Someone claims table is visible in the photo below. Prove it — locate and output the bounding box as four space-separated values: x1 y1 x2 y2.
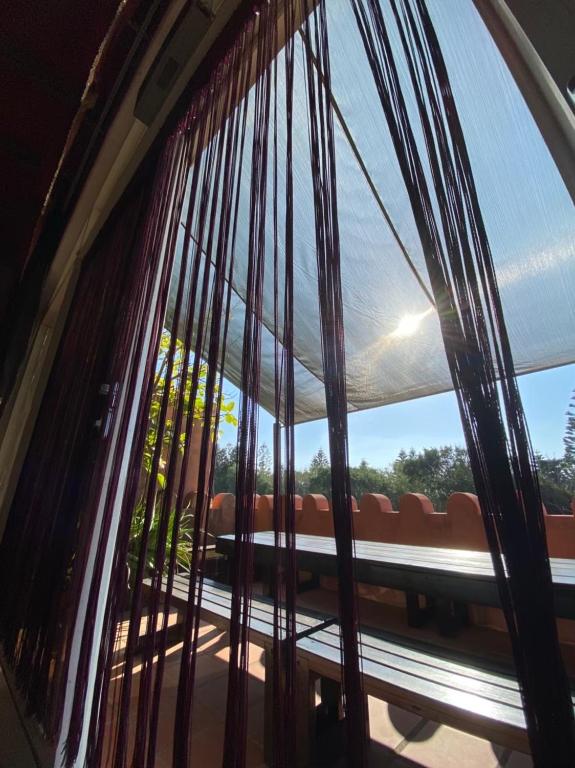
216 531 575 631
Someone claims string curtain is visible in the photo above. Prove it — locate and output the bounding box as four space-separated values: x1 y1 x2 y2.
0 172 156 741
0 0 573 767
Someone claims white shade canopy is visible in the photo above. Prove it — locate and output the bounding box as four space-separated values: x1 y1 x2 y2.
168 0 575 424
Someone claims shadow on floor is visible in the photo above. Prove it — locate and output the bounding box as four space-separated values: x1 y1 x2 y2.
314 718 429 768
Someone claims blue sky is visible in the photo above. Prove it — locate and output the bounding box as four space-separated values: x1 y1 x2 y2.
218 363 575 470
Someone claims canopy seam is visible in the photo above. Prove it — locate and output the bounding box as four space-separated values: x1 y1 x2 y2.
298 28 436 309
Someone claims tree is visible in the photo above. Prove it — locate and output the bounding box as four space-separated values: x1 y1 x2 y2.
349 459 392 500
391 446 475 510
213 442 274 495
129 329 237 577
305 448 331 496
216 435 575 516
142 330 237 491
309 448 329 471
256 444 273 494
257 443 272 475
535 452 575 516
213 443 239 494
564 390 575 468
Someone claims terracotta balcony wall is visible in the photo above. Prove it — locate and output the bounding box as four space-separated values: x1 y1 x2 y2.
354 494 399 543
256 494 272 532
444 491 575 560
298 494 362 536
209 493 236 537
397 493 449 547
300 494 333 536
544 506 575 559
255 494 304 532
446 492 488 551
208 493 260 536
210 490 575 559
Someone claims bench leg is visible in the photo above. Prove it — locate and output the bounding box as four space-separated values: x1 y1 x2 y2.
297 571 320 593
320 677 342 723
264 649 274 765
265 663 369 767
221 554 234 585
264 651 317 768
296 660 317 768
322 682 370 730
436 598 468 637
261 563 274 598
406 592 434 628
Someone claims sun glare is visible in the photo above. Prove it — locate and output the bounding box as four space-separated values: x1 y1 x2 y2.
390 308 434 339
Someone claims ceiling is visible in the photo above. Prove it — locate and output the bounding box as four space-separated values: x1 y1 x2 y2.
0 1 127 304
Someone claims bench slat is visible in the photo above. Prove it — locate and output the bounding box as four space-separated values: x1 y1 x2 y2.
219 532 575 584
298 632 528 747
322 624 521 692
152 576 329 639
308 628 524 710
298 627 574 752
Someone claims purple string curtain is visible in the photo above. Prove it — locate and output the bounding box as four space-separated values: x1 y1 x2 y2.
0 170 155 742
65 123 194 766
301 0 367 762
62 1 365 765
349 0 575 762
1 0 573 767
223 5 277 766
76 17 280 768
270 0 298 760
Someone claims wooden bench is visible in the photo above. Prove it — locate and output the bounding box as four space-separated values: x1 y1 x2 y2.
146 575 574 765
162 573 334 642
295 622 575 758
144 574 337 765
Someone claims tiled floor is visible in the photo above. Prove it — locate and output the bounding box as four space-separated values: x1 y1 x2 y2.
101 618 532 768
0 667 39 768
1 620 534 768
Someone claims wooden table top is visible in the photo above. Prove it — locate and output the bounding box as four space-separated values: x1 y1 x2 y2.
216 531 575 618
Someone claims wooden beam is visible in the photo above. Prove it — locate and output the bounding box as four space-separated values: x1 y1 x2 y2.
473 0 575 204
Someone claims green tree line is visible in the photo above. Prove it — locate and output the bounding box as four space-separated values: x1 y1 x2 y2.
213 443 575 514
